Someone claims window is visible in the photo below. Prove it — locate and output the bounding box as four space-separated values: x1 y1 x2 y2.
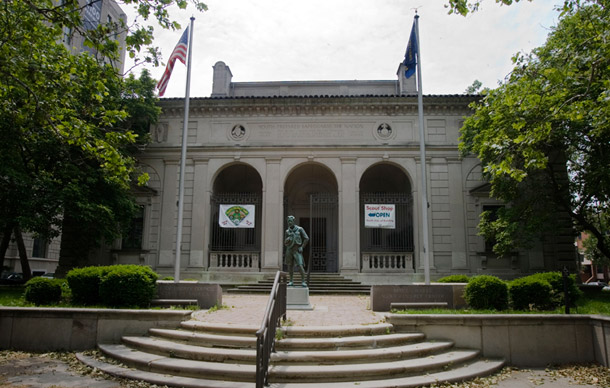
62 26 72 45
122 206 144 250
32 238 47 258
482 205 503 253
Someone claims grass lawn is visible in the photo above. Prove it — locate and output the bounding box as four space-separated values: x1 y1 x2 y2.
0 285 26 306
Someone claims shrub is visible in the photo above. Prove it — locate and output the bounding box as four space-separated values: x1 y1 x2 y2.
514 272 582 309
464 275 508 310
509 277 553 310
66 266 112 305
24 277 62 305
99 265 158 308
437 274 470 283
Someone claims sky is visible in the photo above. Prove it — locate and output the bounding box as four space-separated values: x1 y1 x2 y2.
122 0 566 98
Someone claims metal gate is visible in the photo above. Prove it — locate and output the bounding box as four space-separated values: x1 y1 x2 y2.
209 193 261 252
283 192 338 273
308 193 338 273
360 192 413 253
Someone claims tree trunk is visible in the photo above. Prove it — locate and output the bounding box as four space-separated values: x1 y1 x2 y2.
13 226 31 280
0 223 13 273
55 214 96 278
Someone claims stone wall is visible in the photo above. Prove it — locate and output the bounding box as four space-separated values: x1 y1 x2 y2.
0 307 191 351
387 314 610 367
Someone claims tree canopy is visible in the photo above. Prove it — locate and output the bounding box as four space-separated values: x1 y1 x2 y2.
445 0 583 16
0 0 205 277
459 1 610 260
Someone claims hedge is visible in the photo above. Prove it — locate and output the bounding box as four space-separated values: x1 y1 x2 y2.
24 277 63 306
464 275 508 310
67 265 158 307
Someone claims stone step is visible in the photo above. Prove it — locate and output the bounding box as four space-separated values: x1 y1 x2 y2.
149 328 257 349
276 333 424 351
122 335 452 365
78 351 503 388
268 349 480 383
77 352 252 388
84 320 505 388
268 359 505 388
272 340 454 364
122 336 256 363
181 321 259 335
282 322 393 337
99 342 480 384
230 286 371 291
257 279 364 285
98 344 256 381
228 288 370 295
228 273 371 295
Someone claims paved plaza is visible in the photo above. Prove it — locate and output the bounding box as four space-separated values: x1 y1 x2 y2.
191 294 385 326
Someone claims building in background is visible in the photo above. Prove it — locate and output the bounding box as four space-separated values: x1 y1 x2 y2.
61 0 128 73
92 60 576 285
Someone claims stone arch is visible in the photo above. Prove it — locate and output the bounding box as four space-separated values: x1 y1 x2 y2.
208 163 263 270
358 163 414 273
283 162 339 273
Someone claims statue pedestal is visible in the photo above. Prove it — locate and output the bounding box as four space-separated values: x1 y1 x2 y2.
287 286 313 310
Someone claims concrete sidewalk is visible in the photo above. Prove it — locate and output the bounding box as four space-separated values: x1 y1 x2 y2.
0 294 607 387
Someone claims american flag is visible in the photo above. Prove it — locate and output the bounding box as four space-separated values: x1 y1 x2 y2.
156 27 189 97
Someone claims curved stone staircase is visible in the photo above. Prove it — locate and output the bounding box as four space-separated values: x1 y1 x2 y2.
77 321 504 388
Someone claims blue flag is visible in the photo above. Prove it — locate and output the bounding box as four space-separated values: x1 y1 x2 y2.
403 21 418 79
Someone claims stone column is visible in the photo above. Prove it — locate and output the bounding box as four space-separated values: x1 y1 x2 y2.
415 156 435 273
189 158 209 269
262 158 282 271
448 158 468 269
158 159 178 267
340 157 359 273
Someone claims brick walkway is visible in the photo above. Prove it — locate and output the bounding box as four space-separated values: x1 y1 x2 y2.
191 294 386 326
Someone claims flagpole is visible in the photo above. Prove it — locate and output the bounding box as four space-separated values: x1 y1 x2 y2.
414 14 431 285
174 17 195 283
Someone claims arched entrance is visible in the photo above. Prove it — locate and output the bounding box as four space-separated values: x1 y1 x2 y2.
284 164 338 273
359 163 414 273
209 164 263 271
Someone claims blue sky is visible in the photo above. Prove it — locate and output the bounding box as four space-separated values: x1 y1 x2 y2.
124 0 565 97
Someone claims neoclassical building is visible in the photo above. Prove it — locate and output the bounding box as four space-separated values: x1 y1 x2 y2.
102 61 575 284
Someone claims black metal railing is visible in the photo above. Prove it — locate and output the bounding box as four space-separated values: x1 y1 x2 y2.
255 271 287 387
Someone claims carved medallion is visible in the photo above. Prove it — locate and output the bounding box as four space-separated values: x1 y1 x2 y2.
376 123 393 140
230 124 246 141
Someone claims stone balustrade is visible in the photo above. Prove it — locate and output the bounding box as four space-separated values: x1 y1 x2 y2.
362 252 413 273
209 251 260 271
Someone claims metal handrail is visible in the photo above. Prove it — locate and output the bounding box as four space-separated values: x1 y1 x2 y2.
255 271 287 387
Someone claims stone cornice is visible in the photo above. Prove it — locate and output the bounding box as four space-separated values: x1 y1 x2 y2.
159 95 479 118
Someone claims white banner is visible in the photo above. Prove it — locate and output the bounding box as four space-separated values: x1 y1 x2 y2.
364 204 395 229
219 205 255 228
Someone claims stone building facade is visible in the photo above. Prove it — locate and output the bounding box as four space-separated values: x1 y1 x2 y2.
103 61 576 284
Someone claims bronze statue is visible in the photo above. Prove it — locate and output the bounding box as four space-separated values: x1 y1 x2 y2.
284 215 309 287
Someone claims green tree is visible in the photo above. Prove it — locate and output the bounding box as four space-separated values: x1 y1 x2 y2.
0 0 204 278
465 79 484 94
445 0 582 16
459 2 610 260
582 214 610 268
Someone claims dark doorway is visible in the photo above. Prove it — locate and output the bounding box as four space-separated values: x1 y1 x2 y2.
283 164 338 273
